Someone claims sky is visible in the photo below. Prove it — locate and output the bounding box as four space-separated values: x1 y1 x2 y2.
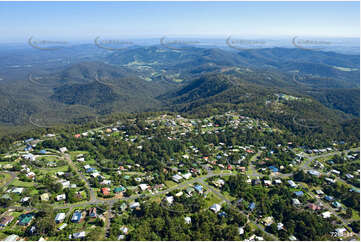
0 1 359 43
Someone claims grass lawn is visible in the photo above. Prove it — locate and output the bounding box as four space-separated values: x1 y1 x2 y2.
70 151 89 160
352 209 360 221
11 179 34 187
204 192 223 207
165 180 177 188
0 173 12 187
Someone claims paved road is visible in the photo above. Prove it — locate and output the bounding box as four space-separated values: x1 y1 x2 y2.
63 153 96 201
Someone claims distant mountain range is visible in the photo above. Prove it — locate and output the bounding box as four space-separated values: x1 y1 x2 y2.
0 45 359 134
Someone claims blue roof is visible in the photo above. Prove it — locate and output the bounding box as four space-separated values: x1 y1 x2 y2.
249 202 256 210
294 191 304 196
39 150 47 154
25 138 34 143
194 184 203 192
218 211 227 217
71 212 82 222
325 195 334 201
269 166 279 172
86 168 96 173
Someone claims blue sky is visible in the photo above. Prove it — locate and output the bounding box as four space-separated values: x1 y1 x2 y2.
0 1 359 42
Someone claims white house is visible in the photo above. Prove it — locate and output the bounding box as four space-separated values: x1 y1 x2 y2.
59 147 68 153
55 213 66 223
165 196 174 205
139 184 149 191
72 231 86 239
184 217 191 224
172 174 183 183
129 202 140 209
210 203 221 213
56 194 66 201
322 211 332 218
61 181 70 189
182 173 192 180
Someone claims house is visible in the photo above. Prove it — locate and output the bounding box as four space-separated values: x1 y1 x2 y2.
165 196 174 205
213 179 225 187
182 173 192 180
4 234 19 241
101 187 110 196
72 231 86 239
322 211 332 218
238 166 246 172
118 234 125 240
315 190 324 195
263 180 272 186
324 195 334 202
268 166 279 173
40 193 50 202
71 211 82 223
194 184 203 193
218 211 227 218
20 196 31 204
129 202 140 209
55 213 66 224
331 169 340 175
58 223 67 231
120 226 128 234
139 184 149 191
59 147 68 153
77 157 85 162
175 191 183 197
184 217 191 224
289 235 297 241
294 191 304 197
292 198 301 206
18 213 34 226
248 202 256 211
274 179 282 185
89 208 97 218
345 174 354 179
238 227 244 235
332 201 342 208
114 187 126 193
210 203 221 213
56 171 65 177
172 174 183 183
56 194 66 201
308 203 321 211
277 222 284 230
263 216 274 226
186 187 195 195
0 216 14 227
288 180 297 188
22 154 35 161
101 180 111 185
325 178 336 184
61 181 70 189
334 228 347 237
308 170 321 177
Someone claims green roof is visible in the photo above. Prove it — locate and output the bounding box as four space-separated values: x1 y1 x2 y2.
19 214 34 225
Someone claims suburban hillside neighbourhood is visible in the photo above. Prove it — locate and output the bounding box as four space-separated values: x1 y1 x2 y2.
0 112 359 241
